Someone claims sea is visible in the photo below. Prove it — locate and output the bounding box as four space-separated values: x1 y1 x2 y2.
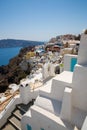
0 47 22 66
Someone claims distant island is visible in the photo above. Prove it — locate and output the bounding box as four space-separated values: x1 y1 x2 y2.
0 39 44 48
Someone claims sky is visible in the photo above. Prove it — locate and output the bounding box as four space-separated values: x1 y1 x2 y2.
0 0 87 41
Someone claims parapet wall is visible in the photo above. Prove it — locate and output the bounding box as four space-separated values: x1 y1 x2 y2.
72 64 87 111
64 54 77 72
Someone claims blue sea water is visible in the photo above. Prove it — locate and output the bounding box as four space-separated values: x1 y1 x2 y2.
0 47 22 66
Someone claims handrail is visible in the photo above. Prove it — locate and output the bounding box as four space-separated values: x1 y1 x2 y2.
0 96 15 117
5 97 15 110
0 91 19 116
0 95 13 112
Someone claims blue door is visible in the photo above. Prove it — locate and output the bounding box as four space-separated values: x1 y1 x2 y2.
70 58 77 72
27 124 32 130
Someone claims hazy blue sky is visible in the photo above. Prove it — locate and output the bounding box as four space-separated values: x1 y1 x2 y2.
0 0 87 41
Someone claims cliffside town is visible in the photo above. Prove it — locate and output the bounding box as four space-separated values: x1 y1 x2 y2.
0 34 80 93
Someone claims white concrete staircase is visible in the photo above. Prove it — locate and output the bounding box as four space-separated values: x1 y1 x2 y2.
35 71 73 121
20 72 74 130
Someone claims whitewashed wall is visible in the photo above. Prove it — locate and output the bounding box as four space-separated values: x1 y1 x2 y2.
72 64 87 111
64 54 77 71
21 105 69 130
78 34 87 65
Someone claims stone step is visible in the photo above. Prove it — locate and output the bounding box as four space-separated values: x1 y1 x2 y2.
1 102 33 130
12 109 25 120
1 123 16 130
8 116 21 130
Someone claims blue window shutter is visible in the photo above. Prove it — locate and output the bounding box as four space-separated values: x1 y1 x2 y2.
27 124 32 130
70 58 77 72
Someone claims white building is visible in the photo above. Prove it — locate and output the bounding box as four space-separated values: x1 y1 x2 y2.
20 32 87 130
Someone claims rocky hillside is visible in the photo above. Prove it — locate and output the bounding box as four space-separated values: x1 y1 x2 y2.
49 34 81 43
0 46 34 93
